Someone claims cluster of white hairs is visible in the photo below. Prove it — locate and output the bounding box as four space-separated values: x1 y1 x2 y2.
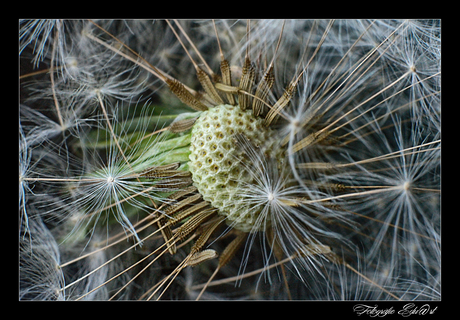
19 19 440 300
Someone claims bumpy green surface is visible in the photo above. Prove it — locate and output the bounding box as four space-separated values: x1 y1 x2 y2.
188 104 283 232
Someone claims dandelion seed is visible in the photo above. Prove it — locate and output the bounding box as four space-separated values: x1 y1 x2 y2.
20 19 59 68
20 217 66 300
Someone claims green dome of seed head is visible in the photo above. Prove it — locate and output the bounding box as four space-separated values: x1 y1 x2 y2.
188 104 284 232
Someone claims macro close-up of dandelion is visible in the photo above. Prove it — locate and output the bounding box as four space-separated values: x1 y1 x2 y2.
19 19 440 301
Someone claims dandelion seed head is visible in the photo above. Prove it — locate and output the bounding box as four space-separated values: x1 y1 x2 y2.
19 19 440 301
